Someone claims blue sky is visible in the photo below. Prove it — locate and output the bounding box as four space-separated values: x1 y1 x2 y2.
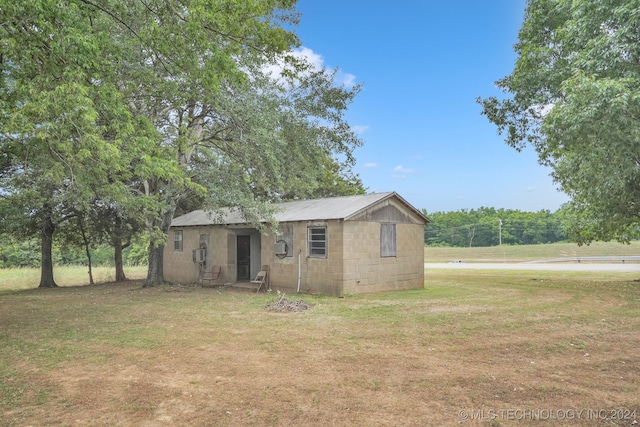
293 0 569 214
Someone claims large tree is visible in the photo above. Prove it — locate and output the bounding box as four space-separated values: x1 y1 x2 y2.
478 0 640 243
2 1 362 288
1 1 140 286
108 3 362 286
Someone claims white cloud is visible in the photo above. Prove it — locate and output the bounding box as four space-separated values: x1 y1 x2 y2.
363 162 378 168
262 46 357 89
531 103 554 117
339 72 357 88
392 165 415 179
393 165 414 174
352 125 370 135
291 47 324 71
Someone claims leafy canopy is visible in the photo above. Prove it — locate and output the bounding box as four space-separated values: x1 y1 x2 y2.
2 0 365 286
478 0 640 243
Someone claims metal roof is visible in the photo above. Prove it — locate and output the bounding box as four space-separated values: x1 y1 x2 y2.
171 192 429 227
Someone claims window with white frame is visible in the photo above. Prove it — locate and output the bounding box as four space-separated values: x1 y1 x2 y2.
307 226 327 258
173 230 183 251
380 223 396 257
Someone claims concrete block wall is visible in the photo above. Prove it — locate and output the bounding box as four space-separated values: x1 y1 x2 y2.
304 220 343 294
341 222 425 294
164 219 425 294
261 231 297 292
262 220 345 295
163 226 233 284
163 227 199 284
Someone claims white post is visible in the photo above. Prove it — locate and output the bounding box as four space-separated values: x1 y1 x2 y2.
297 249 301 293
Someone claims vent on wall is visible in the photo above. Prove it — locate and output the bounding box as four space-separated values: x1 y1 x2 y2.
274 241 287 257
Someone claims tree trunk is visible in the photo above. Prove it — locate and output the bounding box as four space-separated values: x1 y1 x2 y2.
114 239 127 282
77 215 94 285
38 211 58 288
144 207 175 287
145 242 165 287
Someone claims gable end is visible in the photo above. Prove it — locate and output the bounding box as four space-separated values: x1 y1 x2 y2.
348 198 425 224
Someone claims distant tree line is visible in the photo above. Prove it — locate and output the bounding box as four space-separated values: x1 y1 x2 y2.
422 207 568 247
0 238 149 269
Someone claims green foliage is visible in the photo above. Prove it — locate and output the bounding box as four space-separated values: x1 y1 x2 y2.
188 51 364 211
0 236 146 269
281 155 367 200
123 242 149 267
105 0 362 284
0 0 152 286
478 0 640 244
424 207 566 247
52 244 112 267
0 239 40 268
1 1 363 286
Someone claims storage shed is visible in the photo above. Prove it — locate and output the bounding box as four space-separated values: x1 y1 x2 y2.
163 192 429 294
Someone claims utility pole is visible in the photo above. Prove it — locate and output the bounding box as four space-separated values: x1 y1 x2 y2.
498 218 502 246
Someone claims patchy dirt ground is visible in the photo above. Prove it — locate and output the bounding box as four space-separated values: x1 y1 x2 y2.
1 273 639 426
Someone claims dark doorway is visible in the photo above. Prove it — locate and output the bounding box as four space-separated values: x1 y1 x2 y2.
236 235 251 280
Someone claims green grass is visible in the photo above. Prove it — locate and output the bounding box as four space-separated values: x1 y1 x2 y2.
0 243 639 425
0 270 639 426
0 265 147 292
424 240 640 263
3 242 634 292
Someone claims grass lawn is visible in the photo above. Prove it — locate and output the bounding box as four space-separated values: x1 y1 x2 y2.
0 265 147 291
424 241 640 263
1 267 639 426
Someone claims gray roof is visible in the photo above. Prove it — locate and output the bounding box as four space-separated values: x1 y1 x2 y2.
171 192 428 227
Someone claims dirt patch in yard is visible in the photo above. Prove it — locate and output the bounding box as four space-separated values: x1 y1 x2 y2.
1 274 639 426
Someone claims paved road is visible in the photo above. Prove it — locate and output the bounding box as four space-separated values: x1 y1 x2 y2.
425 263 640 272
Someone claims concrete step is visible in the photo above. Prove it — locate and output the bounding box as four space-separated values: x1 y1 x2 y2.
226 282 267 292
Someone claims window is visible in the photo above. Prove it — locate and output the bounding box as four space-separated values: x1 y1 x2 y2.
380 224 396 257
308 226 327 258
173 230 183 251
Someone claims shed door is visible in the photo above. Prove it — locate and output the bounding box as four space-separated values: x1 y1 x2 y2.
236 235 251 280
